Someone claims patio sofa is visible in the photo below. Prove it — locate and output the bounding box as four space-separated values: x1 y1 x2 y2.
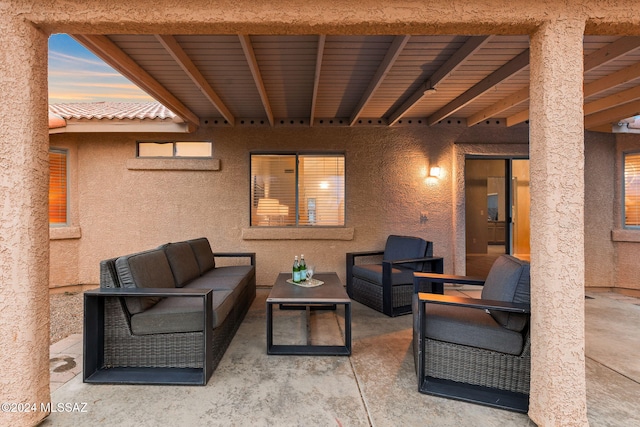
83 237 256 385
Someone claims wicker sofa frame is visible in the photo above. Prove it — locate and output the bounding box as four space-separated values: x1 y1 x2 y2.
84 239 255 386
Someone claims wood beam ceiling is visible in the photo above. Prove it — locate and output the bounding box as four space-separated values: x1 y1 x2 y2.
427 49 529 126
239 34 274 126
309 35 326 127
155 35 235 126
72 34 201 129
504 36 640 127
349 35 410 126
387 36 491 126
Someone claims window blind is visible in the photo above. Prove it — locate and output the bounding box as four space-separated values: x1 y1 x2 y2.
250 154 345 227
49 150 67 224
625 153 640 227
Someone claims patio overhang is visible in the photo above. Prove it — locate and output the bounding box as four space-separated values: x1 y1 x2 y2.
67 33 640 134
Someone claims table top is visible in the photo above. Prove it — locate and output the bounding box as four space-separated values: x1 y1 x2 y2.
267 272 350 304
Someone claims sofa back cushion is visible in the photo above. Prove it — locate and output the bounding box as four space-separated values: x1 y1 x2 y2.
187 237 216 274
164 242 201 287
481 255 530 332
383 235 428 271
115 249 176 314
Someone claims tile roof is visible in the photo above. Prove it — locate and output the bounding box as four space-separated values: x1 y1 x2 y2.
48 102 176 121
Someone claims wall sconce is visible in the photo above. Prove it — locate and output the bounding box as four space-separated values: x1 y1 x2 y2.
429 166 441 179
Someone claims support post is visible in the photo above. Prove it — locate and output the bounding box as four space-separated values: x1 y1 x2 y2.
528 18 589 426
0 15 51 427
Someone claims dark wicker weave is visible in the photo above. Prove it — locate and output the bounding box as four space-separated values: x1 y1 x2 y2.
412 256 531 412
89 252 255 384
346 236 443 317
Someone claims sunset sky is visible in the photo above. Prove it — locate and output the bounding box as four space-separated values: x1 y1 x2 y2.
48 34 153 104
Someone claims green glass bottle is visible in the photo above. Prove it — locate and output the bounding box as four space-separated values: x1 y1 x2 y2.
293 256 301 283
299 254 307 281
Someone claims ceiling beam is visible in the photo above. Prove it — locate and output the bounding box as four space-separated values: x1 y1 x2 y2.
310 35 326 127
349 35 410 126
505 36 640 126
584 36 640 71
467 86 529 126
585 99 640 129
387 36 491 126
72 34 200 129
238 34 274 126
427 49 530 126
155 35 235 126
584 85 640 115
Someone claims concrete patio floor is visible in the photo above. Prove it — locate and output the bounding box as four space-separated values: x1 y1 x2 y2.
41 288 640 426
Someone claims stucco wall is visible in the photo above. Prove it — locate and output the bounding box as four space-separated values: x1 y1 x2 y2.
49 123 536 288
49 125 622 290
613 133 640 293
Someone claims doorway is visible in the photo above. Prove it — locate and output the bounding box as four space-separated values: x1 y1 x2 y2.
465 158 530 277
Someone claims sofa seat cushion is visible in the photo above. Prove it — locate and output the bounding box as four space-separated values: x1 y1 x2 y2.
481 255 530 332
352 264 414 286
130 289 234 335
115 249 176 315
187 237 215 274
202 265 255 279
423 303 524 355
164 241 201 287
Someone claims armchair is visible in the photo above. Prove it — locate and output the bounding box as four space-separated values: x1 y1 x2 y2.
412 254 531 412
346 235 443 317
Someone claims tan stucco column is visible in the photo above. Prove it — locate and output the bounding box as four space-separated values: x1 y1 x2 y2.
0 14 51 427
528 19 588 426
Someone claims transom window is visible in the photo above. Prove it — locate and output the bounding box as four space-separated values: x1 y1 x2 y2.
250 153 345 227
624 152 640 228
49 148 68 225
137 141 212 158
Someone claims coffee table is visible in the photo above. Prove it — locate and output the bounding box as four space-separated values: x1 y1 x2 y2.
266 272 351 356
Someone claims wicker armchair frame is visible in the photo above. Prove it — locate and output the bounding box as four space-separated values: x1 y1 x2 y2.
412 273 531 413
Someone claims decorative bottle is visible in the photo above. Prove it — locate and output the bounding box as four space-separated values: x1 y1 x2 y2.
299 254 307 281
293 256 301 283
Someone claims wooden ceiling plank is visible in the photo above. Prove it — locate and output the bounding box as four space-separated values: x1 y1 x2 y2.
349 35 410 126
467 86 529 126
238 34 274 126
504 37 640 127
584 85 640 115
156 35 235 126
584 36 640 71
72 34 200 128
387 36 491 126
427 49 530 126
505 109 530 127
310 35 326 127
584 99 640 129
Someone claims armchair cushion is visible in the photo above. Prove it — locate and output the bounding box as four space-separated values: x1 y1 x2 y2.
481 255 530 332
384 235 428 271
423 303 525 355
352 264 415 286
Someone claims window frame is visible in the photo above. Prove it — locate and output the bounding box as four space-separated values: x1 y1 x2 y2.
136 140 213 158
49 147 69 227
623 151 640 229
249 151 346 228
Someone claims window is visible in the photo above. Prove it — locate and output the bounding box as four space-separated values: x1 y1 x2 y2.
624 152 640 227
49 149 68 225
251 153 345 227
137 141 212 158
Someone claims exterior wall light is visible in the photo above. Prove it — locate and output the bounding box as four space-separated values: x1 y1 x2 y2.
429 166 441 178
